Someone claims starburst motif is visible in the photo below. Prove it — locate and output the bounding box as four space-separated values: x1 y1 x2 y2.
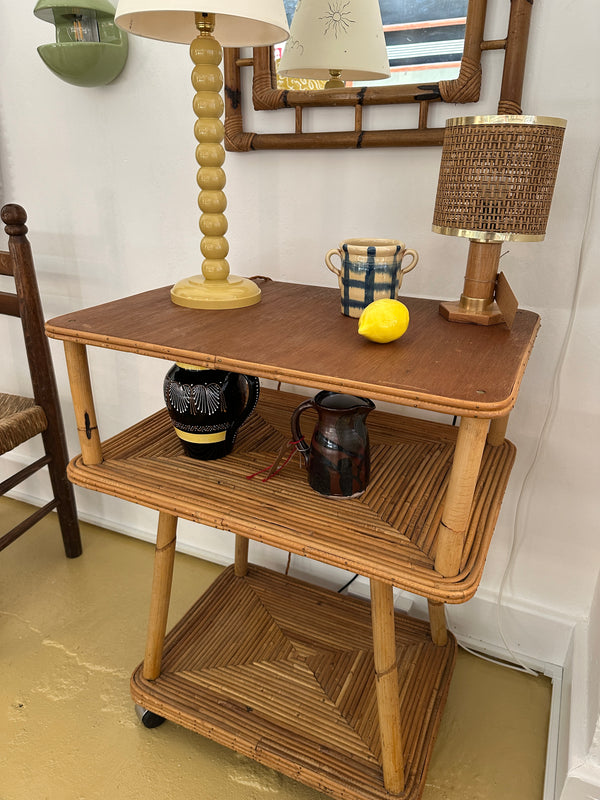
319 0 356 38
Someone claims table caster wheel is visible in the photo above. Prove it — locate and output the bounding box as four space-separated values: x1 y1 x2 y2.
135 703 165 728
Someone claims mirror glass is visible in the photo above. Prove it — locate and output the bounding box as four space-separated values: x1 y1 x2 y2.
224 0 534 151
274 0 469 90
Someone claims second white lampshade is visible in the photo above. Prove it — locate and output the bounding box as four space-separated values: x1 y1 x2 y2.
278 0 390 82
114 0 290 46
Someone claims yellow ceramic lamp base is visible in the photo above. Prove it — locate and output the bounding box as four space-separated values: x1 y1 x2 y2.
171 13 261 310
171 274 261 309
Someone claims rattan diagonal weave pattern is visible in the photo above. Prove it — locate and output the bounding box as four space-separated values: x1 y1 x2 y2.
68 389 515 602
132 564 456 800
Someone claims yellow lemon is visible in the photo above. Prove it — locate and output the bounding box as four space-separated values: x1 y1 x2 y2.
358 299 410 343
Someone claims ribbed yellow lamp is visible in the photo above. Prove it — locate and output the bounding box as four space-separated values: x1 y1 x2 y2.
114 1 289 308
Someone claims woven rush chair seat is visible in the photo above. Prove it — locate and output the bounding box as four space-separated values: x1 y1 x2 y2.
0 393 47 456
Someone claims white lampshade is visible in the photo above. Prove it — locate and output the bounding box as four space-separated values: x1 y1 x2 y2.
114 0 290 46
278 0 390 82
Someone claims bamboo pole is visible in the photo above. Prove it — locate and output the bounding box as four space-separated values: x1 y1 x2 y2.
143 512 178 680
427 600 448 646
435 416 489 577
370 579 404 794
498 0 533 114
355 104 363 133
63 340 102 465
488 413 510 446
234 534 249 576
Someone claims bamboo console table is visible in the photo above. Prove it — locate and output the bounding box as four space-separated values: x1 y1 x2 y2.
46 281 539 800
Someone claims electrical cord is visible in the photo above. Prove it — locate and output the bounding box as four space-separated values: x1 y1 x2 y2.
338 574 359 593
496 141 599 673
449 141 600 676
280 145 599 673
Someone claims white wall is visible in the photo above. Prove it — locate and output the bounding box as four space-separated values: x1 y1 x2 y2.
0 0 598 664
1 2 599 797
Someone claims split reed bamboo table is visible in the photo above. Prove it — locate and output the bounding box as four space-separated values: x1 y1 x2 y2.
46 281 539 800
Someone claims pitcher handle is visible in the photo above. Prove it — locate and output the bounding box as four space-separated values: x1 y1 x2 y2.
325 248 342 277
399 248 419 277
227 375 260 448
290 398 314 466
239 375 260 427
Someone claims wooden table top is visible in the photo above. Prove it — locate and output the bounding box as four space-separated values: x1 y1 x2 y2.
46 280 540 417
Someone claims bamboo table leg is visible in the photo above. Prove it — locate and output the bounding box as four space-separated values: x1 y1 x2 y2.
63 341 102 465
428 600 448 646
488 413 510 446
234 534 249 577
435 416 490 579
370 579 404 795
143 512 178 681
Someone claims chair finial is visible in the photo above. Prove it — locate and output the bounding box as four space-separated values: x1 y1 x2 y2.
1 204 28 236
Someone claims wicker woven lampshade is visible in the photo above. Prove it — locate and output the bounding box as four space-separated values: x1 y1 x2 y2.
433 114 566 325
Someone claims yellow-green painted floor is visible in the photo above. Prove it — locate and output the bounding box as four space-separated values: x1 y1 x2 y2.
0 498 552 800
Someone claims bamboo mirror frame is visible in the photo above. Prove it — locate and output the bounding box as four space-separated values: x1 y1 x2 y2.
224 0 534 151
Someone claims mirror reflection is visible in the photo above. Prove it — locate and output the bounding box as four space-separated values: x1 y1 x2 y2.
275 0 468 90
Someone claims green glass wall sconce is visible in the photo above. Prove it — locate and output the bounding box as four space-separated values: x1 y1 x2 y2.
34 0 128 87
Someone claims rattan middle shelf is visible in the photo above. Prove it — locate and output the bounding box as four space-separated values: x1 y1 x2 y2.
67 388 515 604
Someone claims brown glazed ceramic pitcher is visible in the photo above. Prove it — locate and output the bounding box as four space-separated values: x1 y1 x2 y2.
291 391 375 498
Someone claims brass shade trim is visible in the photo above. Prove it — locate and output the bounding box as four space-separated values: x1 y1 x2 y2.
431 225 545 243
445 114 567 128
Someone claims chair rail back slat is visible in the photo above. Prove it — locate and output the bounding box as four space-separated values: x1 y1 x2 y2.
0 251 14 276
0 291 20 317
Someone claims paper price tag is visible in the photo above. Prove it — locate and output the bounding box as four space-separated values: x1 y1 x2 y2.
495 272 518 329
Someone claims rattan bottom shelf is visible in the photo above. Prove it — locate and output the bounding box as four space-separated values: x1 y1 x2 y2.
131 564 456 800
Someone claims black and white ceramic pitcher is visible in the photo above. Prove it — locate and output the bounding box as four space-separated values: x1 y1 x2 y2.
164 363 259 460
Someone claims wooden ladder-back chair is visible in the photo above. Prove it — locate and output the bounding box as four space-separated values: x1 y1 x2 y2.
0 203 81 557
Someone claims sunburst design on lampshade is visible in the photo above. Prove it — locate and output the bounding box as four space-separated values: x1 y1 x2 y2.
278 0 390 88
114 1 289 309
432 114 566 325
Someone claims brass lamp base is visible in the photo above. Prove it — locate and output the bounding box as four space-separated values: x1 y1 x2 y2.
439 240 505 326
439 296 504 326
324 69 345 88
171 274 261 309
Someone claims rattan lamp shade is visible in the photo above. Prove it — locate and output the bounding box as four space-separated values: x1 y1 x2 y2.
433 115 566 242
433 114 566 325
